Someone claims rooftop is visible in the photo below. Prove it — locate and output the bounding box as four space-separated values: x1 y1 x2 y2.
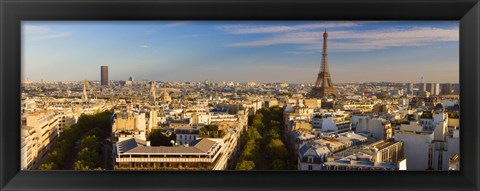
117 138 219 155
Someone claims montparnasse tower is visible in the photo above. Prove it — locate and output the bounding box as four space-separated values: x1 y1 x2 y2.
309 29 337 98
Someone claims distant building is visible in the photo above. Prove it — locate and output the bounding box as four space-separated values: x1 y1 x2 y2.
406 83 414 95
433 83 441 95
440 83 453 95
101 66 108 86
426 83 434 95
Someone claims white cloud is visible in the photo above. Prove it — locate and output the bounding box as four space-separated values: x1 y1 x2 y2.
24 25 72 41
139 45 150 48
219 22 360 34
286 51 317 55
165 21 190 27
228 27 459 52
24 26 49 34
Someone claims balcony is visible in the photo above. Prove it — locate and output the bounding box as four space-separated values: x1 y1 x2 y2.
116 157 214 163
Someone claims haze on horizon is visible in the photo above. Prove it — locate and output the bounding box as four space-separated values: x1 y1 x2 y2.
22 21 460 84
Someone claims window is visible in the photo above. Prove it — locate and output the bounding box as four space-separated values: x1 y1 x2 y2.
308 156 314 163
308 165 313 170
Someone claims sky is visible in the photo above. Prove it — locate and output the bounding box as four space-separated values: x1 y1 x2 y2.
22 21 459 84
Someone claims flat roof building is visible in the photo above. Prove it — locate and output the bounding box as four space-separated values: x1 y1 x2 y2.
115 138 227 170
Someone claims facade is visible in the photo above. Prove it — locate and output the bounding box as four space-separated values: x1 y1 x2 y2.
101 65 108 86
112 112 146 132
56 109 78 134
21 126 39 170
367 139 404 164
355 116 393 140
342 101 375 113
312 112 351 133
175 127 200 145
22 110 61 167
304 99 322 108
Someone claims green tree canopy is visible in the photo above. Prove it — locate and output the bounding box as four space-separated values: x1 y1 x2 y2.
199 124 225 138
247 127 262 141
236 160 255 170
38 162 56 170
266 139 289 160
73 160 91 170
148 130 175 146
272 159 287 170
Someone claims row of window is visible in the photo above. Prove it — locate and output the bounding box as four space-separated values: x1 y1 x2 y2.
178 134 197 140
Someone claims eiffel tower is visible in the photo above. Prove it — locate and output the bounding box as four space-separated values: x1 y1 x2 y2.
309 29 337 98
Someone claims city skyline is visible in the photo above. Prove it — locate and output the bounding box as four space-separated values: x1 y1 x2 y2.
22 21 459 83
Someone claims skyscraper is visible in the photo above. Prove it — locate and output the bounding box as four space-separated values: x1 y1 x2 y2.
82 79 88 102
309 29 337 98
406 83 414 95
426 83 434 95
420 76 426 91
441 83 453 95
101 66 108 86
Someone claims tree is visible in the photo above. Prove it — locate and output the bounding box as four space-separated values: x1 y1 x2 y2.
266 139 289 160
240 140 259 162
199 125 225 138
236 160 255 170
46 149 66 167
272 159 287 170
73 160 91 170
81 135 100 152
38 162 56 170
253 113 264 122
76 147 99 168
148 130 174 146
247 127 262 141
266 129 281 141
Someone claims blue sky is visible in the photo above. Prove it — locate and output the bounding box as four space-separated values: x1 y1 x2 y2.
22 21 459 83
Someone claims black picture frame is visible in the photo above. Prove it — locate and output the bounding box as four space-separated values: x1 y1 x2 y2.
1 0 479 190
